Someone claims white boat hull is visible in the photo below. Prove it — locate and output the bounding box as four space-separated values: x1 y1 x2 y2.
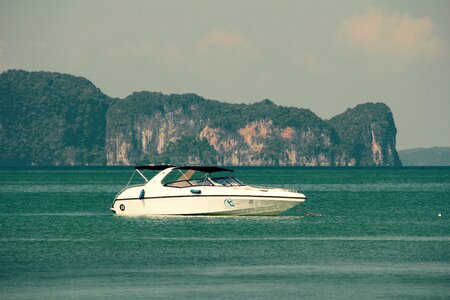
111 166 306 216
111 195 303 216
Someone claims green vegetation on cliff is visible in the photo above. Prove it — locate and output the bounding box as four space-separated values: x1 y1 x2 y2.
0 70 112 165
107 92 327 133
154 136 218 165
0 70 402 166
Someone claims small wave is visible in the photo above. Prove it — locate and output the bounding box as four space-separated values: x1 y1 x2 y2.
275 182 450 192
0 184 121 193
0 212 109 217
114 236 450 242
195 263 450 276
0 237 92 242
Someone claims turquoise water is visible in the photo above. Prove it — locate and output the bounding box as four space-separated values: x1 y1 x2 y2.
0 167 449 299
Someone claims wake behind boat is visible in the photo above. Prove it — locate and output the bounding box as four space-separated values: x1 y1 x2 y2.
111 165 306 216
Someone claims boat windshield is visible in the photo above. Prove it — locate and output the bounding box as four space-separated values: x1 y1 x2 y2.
208 176 244 187
162 169 245 188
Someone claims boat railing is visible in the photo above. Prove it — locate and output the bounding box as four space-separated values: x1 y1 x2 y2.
112 169 148 201
113 184 144 201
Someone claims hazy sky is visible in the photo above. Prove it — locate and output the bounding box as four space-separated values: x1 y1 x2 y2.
1 0 449 149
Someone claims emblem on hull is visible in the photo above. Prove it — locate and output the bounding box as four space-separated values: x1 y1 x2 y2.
224 198 235 207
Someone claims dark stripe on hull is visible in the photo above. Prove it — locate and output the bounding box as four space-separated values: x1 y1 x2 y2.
115 195 306 201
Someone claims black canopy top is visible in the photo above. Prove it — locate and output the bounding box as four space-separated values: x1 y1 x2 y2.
174 166 233 173
135 165 233 173
135 165 175 170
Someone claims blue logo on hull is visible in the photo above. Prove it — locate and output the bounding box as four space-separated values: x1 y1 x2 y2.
224 198 235 207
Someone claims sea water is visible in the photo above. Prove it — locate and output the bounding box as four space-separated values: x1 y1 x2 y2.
0 167 449 299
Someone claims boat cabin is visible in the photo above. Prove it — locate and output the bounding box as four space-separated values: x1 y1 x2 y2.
128 165 245 188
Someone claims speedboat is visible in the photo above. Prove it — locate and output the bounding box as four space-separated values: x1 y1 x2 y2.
111 165 306 216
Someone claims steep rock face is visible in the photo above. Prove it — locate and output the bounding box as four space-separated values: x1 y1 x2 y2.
328 103 402 166
106 93 208 165
106 94 338 166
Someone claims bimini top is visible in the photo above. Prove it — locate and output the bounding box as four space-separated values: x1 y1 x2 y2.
135 165 175 170
174 166 233 173
135 165 232 173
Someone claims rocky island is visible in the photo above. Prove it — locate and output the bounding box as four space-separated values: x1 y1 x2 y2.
0 70 402 166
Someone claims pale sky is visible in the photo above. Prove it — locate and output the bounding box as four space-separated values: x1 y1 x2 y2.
1 0 449 149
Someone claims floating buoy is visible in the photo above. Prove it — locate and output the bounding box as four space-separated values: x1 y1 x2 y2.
438 213 442 217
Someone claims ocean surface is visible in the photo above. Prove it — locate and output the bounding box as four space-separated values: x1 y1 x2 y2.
0 167 449 299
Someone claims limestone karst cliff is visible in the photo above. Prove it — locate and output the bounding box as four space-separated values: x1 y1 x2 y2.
328 103 402 166
106 93 338 166
106 93 401 166
0 70 402 166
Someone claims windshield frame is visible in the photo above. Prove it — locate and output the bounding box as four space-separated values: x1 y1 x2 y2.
162 169 245 188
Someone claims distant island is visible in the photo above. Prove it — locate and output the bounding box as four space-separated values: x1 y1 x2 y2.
399 147 450 166
0 70 402 167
